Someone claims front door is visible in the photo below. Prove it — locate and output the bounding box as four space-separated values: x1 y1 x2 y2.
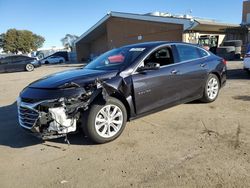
132 46 182 115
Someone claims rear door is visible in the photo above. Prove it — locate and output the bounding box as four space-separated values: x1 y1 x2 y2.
173 44 209 102
132 46 183 115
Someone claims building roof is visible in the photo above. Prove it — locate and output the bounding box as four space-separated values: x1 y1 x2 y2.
75 11 240 44
75 11 195 44
192 18 239 32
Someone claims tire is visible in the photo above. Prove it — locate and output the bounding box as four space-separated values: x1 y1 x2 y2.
25 64 34 72
59 60 63 63
201 74 220 103
45 61 49 64
82 97 127 144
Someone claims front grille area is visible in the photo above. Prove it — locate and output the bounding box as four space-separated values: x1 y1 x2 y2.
18 106 39 129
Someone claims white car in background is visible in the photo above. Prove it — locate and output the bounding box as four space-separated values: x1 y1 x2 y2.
243 52 250 73
41 56 65 64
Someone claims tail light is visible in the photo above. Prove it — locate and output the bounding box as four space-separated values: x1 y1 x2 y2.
222 59 227 65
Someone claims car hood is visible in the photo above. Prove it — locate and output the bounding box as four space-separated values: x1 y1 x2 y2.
28 68 119 89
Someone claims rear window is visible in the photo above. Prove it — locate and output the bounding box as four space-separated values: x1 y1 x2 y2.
176 45 205 62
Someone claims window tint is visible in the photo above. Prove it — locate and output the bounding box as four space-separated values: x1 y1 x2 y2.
176 45 202 62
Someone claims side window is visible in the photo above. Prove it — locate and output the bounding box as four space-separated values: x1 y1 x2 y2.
144 47 174 67
197 48 209 57
12 56 29 63
176 45 202 62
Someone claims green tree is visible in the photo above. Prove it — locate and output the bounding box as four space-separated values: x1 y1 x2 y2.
1 29 45 54
32 34 45 50
0 33 5 48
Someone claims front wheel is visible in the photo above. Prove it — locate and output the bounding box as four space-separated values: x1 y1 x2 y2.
82 97 127 144
201 74 220 103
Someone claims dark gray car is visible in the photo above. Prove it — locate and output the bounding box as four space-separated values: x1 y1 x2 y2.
0 55 41 73
17 42 227 144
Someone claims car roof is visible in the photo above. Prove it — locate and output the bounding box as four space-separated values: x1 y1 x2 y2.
122 41 200 49
123 41 168 48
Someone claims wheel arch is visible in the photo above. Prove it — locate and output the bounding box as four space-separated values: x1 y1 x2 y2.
210 71 221 87
109 92 132 121
86 90 132 121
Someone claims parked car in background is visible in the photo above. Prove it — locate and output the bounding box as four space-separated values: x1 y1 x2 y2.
41 56 65 64
216 40 242 60
35 50 68 60
0 55 41 73
243 52 250 74
17 42 227 144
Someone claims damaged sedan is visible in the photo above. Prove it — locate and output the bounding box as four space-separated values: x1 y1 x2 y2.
17 41 227 144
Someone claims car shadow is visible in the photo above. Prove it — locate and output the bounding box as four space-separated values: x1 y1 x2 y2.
233 95 250 102
0 102 93 148
48 132 95 146
0 102 42 148
227 69 249 80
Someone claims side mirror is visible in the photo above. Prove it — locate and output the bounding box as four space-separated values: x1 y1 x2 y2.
137 62 160 72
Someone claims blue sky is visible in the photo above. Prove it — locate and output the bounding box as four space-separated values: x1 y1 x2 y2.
0 0 243 48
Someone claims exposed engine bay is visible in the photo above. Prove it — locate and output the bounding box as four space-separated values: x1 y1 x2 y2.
18 81 100 139
17 77 133 140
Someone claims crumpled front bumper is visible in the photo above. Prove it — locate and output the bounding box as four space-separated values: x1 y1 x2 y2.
17 97 68 140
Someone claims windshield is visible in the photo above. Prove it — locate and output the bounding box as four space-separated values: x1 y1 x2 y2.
85 47 146 70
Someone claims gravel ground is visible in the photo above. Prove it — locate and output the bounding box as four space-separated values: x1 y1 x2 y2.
0 61 250 188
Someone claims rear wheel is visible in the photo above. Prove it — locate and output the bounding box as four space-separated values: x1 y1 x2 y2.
25 64 34 72
82 97 127 144
201 74 220 103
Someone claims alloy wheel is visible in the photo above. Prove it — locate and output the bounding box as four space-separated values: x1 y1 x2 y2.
207 77 219 100
94 104 123 138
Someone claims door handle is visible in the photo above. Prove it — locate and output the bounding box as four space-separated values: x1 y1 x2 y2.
200 63 207 68
171 69 179 75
